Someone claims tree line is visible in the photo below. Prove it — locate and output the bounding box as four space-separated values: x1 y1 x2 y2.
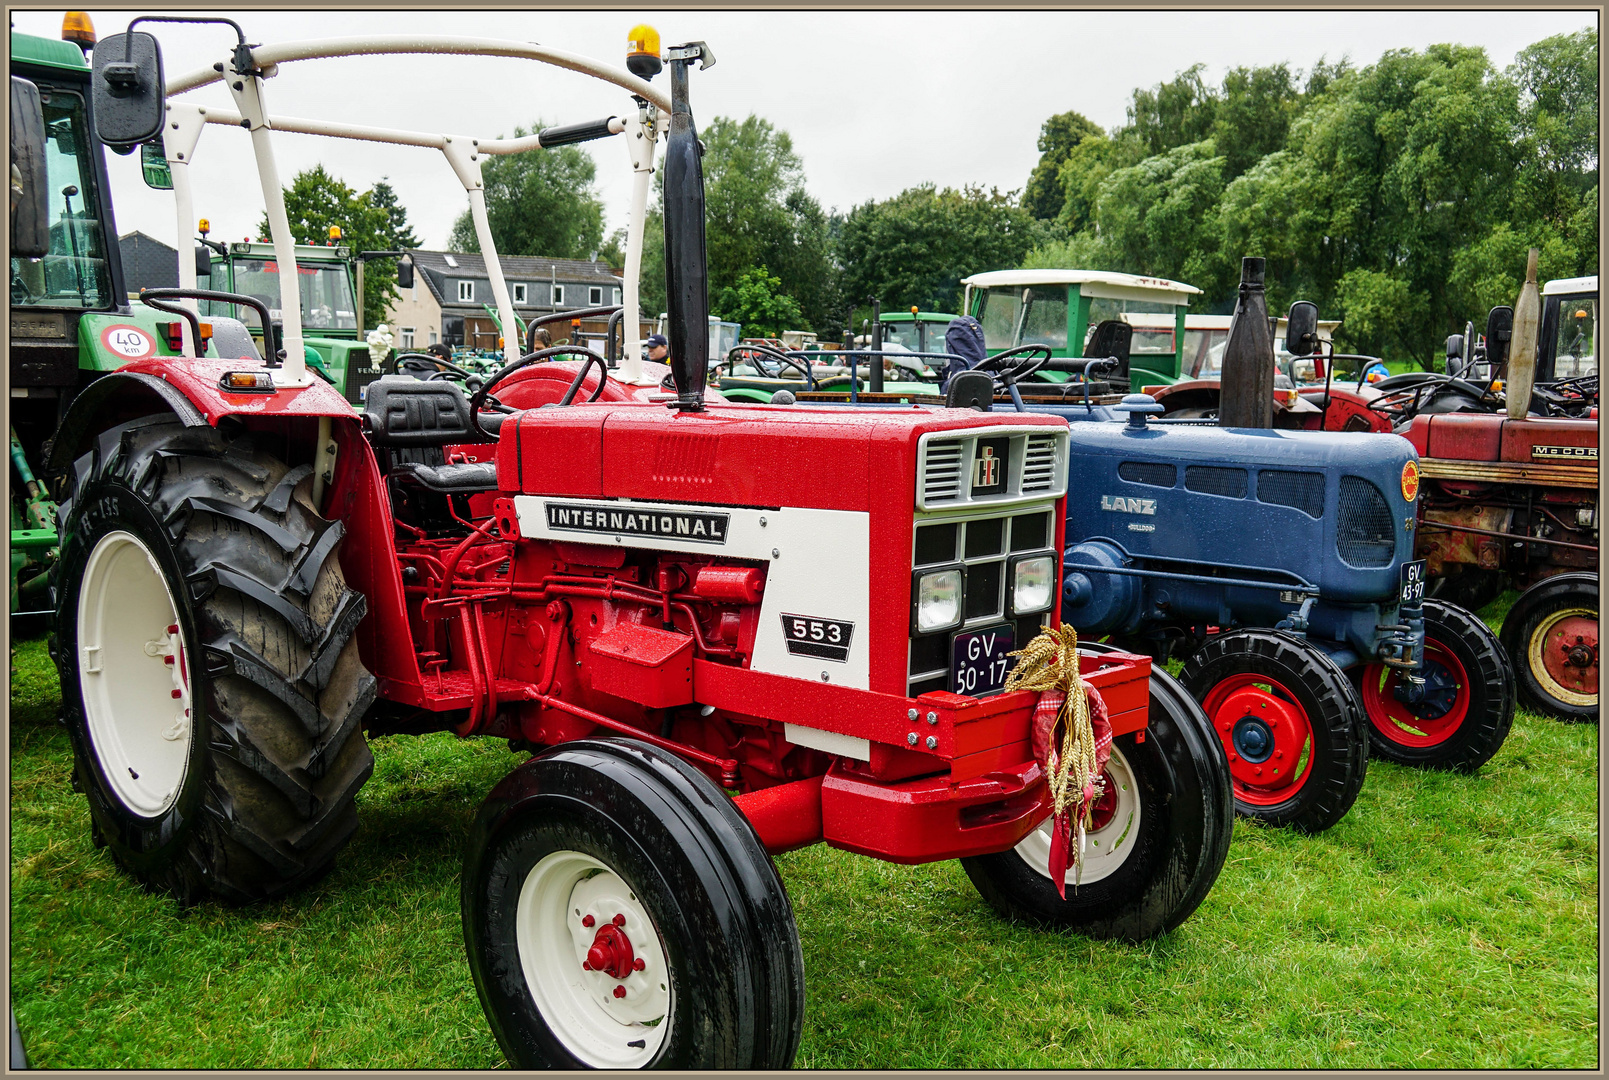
271 29 1594 364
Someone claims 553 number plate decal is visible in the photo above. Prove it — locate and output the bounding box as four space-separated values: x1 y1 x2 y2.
781 613 855 663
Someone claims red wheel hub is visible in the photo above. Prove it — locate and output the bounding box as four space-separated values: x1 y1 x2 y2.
1201 675 1314 806
1360 639 1469 748
582 915 637 979
1541 614 1598 698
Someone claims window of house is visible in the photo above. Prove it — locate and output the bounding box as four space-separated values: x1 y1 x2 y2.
552 284 564 305
589 286 603 305
429 329 439 345
613 287 622 305
512 283 527 304
458 280 474 302
401 327 415 349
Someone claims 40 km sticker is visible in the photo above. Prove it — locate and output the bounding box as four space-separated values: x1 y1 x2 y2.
780 613 854 663
1400 459 1420 502
100 324 157 360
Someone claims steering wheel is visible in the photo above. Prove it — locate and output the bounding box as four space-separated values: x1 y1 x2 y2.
468 344 610 437
724 343 816 387
1367 374 1494 423
971 344 1052 387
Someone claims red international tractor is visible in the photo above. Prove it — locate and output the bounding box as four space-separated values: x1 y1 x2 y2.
39 22 1232 1068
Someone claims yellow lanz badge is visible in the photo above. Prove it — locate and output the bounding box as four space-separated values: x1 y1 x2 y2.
1400 459 1420 502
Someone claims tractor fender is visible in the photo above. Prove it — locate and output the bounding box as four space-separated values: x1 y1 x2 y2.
44 371 209 476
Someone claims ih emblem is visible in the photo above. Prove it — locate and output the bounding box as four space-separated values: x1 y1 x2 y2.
975 446 1000 488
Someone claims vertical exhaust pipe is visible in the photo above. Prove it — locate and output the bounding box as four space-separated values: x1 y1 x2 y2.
662 42 715 411
1218 256 1274 428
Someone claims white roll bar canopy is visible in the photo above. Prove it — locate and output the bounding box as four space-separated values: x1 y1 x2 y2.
162 33 670 387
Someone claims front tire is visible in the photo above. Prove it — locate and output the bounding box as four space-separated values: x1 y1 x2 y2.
1357 599 1516 767
959 658 1233 941
1500 575 1597 722
462 739 805 1070
53 418 375 904
1180 629 1367 834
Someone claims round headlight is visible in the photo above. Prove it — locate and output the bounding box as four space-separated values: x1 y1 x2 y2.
916 568 963 633
1011 555 1055 616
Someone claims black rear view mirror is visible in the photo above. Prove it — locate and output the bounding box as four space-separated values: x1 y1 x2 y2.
91 31 166 150
1286 300 1319 357
397 258 414 289
195 245 212 278
1484 306 1514 372
140 142 173 189
9 77 49 258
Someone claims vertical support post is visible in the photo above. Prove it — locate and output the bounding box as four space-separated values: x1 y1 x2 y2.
225 51 308 384
868 296 883 393
162 101 209 355
355 258 366 339
662 43 714 410
619 103 661 385
443 135 519 356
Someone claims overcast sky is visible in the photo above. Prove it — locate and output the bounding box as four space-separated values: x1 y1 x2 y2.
12 8 1597 255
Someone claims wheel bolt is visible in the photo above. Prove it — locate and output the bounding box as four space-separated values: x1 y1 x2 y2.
1274 750 1283 759
612 913 626 927
581 960 591 971
1254 767 1263 775
633 958 645 971
581 914 595 927
1229 753 1238 761
613 985 627 999
167 624 178 635
163 655 175 666
171 689 182 699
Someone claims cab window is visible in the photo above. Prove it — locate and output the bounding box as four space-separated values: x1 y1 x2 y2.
9 88 110 309
1554 296 1597 378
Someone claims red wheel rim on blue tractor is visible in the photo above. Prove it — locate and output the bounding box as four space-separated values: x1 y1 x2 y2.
1359 639 1471 750
1200 672 1315 808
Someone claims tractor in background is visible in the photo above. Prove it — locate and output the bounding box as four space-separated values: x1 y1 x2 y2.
36 19 1234 1069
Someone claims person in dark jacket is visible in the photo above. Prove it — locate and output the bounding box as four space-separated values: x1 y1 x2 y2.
942 316 988 391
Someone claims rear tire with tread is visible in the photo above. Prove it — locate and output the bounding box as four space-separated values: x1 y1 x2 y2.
53 417 375 904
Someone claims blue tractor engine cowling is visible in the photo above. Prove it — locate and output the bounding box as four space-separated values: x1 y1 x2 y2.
1058 421 1424 674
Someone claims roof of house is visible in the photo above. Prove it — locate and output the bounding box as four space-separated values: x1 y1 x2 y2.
118 231 179 294
408 249 623 309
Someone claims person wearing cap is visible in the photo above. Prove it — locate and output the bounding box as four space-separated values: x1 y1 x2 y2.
645 334 670 364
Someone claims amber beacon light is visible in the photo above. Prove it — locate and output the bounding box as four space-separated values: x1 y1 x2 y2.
626 24 662 79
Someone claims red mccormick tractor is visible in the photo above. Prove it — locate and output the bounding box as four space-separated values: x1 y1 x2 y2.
48 23 1232 1068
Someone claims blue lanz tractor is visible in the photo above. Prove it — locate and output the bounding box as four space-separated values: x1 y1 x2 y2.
1053 402 1512 832
757 312 1516 834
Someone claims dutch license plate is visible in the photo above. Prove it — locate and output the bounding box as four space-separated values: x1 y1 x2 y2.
950 624 1016 697
1399 559 1427 605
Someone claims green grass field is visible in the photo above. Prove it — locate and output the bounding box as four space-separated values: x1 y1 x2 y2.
9 596 1598 1069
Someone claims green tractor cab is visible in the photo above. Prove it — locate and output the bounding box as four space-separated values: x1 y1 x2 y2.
960 269 1201 393
200 240 373 400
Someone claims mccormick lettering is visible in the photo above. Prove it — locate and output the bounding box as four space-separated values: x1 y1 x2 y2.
545 502 730 544
1101 495 1157 515
1532 445 1598 461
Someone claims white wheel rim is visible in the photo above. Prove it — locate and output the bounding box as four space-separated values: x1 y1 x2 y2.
1015 744 1142 886
516 850 672 1068
75 530 194 817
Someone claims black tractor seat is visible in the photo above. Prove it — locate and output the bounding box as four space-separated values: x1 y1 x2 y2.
363 374 497 447
390 459 500 494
